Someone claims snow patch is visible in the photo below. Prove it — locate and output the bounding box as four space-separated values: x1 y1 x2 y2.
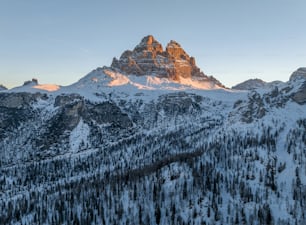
69 119 90 153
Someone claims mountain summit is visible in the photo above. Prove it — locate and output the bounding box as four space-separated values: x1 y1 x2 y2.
111 35 224 88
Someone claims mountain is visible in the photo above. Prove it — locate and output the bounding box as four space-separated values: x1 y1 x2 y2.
111 35 225 89
232 78 284 90
1 36 306 225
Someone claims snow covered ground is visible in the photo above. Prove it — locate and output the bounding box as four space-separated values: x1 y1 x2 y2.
1 68 306 225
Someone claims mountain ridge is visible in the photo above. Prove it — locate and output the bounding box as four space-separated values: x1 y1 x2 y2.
232 78 285 90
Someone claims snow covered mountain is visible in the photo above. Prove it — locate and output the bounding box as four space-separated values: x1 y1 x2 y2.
1 36 306 225
232 78 284 90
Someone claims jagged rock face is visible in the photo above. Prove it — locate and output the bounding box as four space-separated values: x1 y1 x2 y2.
111 35 218 83
54 94 83 107
0 93 46 140
35 94 134 151
289 68 306 104
290 67 306 81
84 102 133 128
133 35 163 55
111 35 167 77
0 92 46 108
156 92 201 116
292 81 306 104
165 40 202 80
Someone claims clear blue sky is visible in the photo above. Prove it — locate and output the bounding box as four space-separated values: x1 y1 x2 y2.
1 0 306 88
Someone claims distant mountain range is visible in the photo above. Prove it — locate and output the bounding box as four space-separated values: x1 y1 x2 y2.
1 36 306 225
232 68 306 90
232 78 284 90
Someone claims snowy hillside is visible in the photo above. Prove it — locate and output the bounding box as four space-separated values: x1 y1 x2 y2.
1 36 306 225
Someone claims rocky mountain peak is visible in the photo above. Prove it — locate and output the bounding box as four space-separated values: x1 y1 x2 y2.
166 40 188 60
111 35 224 87
133 35 163 54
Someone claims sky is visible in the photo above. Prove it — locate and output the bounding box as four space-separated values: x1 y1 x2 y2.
1 0 306 88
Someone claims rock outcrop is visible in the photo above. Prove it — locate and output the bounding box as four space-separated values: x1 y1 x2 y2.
111 35 224 87
289 68 306 104
0 93 46 140
290 67 306 81
0 92 45 108
292 81 306 104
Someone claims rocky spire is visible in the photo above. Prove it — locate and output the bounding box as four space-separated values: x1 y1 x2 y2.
111 35 224 87
133 35 163 54
111 35 166 76
166 40 187 60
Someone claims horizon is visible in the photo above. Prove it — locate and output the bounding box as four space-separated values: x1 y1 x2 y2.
1 0 306 88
